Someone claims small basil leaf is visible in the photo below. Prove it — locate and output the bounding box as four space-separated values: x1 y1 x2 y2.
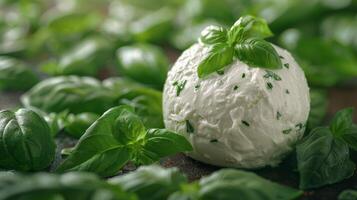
64 112 99 138
330 107 354 137
199 25 227 45
199 169 303 200
197 44 234 78
340 126 357 151
109 165 188 200
235 38 282 69
56 106 137 177
0 109 56 171
137 129 193 164
338 189 357 200
114 107 147 145
230 15 273 41
116 44 169 90
0 57 39 91
297 127 355 189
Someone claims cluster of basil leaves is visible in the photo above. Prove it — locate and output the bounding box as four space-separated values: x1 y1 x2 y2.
297 108 357 189
197 15 282 78
0 165 304 200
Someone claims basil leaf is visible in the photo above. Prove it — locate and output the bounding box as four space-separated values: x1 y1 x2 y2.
51 36 112 76
114 107 147 145
0 172 135 200
0 109 56 171
109 165 187 200
340 126 357 151
197 44 234 78
307 89 328 130
103 77 164 128
0 57 39 91
229 15 273 43
235 38 283 69
56 106 135 177
116 44 169 89
198 169 303 200
330 108 354 137
297 127 355 189
64 113 99 138
21 76 116 114
199 25 227 45
137 129 193 164
338 189 357 200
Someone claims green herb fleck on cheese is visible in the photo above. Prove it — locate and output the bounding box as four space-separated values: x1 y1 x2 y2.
173 80 187 96
210 139 218 143
282 128 292 134
264 70 281 81
217 70 224 75
267 82 273 90
277 111 282 120
242 73 246 78
186 120 194 133
242 120 250 127
234 85 239 90
285 89 290 94
284 63 289 69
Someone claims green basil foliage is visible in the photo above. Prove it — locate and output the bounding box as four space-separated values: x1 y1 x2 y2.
0 108 56 171
338 189 357 200
169 169 302 200
41 36 112 77
104 77 164 128
279 29 357 87
0 172 136 200
307 89 328 130
109 165 187 200
116 44 169 89
21 76 116 114
197 15 282 78
56 105 192 177
297 108 357 189
64 112 100 138
0 56 39 91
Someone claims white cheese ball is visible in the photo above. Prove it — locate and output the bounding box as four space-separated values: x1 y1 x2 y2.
163 43 310 169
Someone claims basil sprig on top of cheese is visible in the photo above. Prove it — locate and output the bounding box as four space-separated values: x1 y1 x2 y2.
197 15 282 78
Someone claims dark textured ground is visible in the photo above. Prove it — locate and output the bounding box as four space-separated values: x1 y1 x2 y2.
1 86 357 200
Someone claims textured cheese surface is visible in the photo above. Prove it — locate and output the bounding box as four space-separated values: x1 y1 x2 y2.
163 43 310 168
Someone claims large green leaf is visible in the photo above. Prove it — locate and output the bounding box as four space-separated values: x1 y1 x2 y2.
0 109 56 171
297 127 355 189
235 38 282 69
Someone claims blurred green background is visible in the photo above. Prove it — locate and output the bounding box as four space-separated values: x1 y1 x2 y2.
0 0 357 124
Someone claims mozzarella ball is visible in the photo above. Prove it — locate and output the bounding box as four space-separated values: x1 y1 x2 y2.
163 43 310 168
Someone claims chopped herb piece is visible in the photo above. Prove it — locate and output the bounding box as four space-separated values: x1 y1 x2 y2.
285 89 290 94
233 85 239 90
277 111 282 120
296 123 304 130
210 139 218 143
242 73 246 78
283 128 292 134
279 55 284 59
242 120 250 127
195 84 200 89
284 63 289 69
266 82 273 90
217 70 224 75
174 80 187 96
264 70 281 81
186 120 194 133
